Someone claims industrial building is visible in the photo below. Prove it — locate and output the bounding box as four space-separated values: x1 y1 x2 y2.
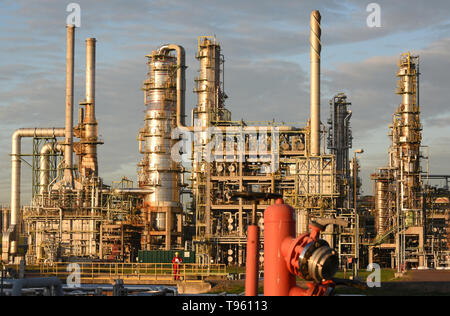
0 10 448 274
370 53 450 269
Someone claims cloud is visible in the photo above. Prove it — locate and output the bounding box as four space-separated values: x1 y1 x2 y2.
225 59 309 123
2 0 450 203
324 36 450 192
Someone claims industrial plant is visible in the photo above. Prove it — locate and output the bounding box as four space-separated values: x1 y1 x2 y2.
370 54 450 269
0 7 449 296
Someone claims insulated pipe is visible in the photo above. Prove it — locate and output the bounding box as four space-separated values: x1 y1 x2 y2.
10 277 63 296
310 10 322 156
157 44 193 131
4 128 64 258
39 143 63 195
64 24 75 184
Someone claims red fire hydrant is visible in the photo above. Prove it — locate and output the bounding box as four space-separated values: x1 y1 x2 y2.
263 199 338 296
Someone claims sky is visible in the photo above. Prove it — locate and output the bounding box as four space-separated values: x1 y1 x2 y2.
1 0 450 204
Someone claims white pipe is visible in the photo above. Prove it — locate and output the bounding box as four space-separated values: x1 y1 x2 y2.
310 10 322 156
39 143 63 195
2 128 64 260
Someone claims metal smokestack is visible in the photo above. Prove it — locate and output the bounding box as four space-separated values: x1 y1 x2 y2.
64 24 75 185
80 37 99 177
310 10 322 156
86 38 95 108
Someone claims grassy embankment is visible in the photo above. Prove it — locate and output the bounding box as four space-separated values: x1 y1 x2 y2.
209 268 410 295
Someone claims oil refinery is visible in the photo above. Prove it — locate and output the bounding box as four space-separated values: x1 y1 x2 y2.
0 3 449 297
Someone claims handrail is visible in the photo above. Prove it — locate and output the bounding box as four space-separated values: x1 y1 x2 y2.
38 262 227 281
362 225 398 246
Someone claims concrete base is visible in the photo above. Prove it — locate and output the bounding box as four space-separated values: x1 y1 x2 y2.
177 281 212 294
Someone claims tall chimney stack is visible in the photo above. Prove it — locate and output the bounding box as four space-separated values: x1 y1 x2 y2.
80 38 99 177
86 38 96 106
310 10 322 156
64 24 75 185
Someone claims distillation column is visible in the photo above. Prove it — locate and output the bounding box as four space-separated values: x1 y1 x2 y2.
395 54 422 224
193 38 226 241
139 48 183 250
195 37 226 134
371 54 424 267
328 93 352 208
328 94 352 177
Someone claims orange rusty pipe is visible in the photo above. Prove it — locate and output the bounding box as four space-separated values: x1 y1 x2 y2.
245 225 259 296
264 198 298 296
